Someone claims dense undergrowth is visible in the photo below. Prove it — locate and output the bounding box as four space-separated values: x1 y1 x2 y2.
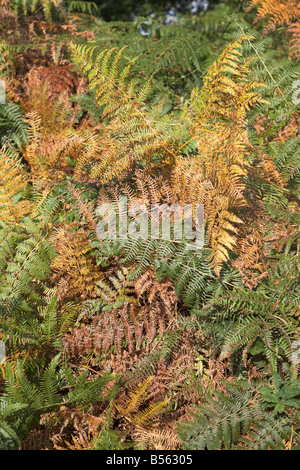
0 0 299 450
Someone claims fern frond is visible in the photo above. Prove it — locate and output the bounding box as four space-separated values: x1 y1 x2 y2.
70 43 183 181
0 151 33 222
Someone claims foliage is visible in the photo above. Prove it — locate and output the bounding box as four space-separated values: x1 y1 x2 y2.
178 380 300 449
0 0 299 450
246 0 300 60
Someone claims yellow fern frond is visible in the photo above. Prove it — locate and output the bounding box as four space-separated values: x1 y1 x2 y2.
70 43 181 182
0 151 33 222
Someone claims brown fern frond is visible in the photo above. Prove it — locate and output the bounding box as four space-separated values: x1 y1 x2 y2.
20 426 54 450
38 407 106 450
247 0 300 28
24 70 73 130
32 64 79 100
288 22 300 60
67 181 97 232
62 269 179 361
233 228 269 289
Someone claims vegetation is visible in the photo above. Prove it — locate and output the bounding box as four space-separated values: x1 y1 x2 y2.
0 0 299 450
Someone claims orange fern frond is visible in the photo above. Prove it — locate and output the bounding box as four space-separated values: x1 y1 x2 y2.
50 225 102 301
0 151 33 222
